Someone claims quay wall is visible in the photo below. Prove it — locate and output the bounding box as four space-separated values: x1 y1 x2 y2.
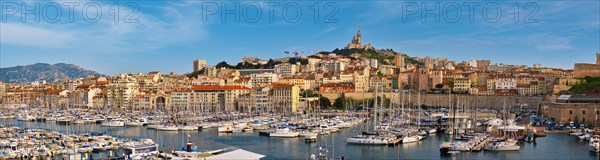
318 92 545 109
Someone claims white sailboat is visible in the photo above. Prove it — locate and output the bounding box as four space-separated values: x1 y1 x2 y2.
346 82 400 145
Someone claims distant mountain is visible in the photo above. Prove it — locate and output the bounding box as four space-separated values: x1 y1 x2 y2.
0 63 105 83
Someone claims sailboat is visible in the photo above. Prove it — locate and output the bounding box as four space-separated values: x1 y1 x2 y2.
486 100 520 151
589 106 600 152
346 82 401 145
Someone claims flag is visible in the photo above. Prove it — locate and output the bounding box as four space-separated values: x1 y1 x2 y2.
187 134 191 141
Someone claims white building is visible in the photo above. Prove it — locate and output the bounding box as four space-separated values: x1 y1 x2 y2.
322 60 346 72
274 63 298 76
250 73 279 87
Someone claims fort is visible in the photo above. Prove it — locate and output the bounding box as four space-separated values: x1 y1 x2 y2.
573 53 600 78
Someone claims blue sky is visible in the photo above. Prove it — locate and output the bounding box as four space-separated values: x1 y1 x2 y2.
1 0 599 75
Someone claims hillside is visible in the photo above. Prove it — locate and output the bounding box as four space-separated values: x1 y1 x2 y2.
0 63 104 83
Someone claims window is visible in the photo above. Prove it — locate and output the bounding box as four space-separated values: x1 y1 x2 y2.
583 111 586 114
570 110 572 114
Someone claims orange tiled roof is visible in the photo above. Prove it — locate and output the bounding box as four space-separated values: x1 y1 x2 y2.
46 89 63 94
271 83 295 87
193 85 249 90
516 83 530 87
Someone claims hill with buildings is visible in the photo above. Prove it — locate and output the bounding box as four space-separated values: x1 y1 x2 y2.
0 63 104 83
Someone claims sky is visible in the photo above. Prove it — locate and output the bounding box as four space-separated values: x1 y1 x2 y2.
1 0 599 75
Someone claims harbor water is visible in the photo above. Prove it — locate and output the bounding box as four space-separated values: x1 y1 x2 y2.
4 120 598 159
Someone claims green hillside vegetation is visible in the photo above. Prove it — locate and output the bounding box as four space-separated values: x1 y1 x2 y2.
567 77 600 94
319 48 423 66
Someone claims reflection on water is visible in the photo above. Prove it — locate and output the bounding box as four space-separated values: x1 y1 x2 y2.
2 120 598 159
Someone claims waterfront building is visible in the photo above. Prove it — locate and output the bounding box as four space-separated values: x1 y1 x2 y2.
238 87 272 113
132 91 171 110
107 74 140 108
270 83 299 113
192 85 250 112
453 78 471 93
541 95 600 126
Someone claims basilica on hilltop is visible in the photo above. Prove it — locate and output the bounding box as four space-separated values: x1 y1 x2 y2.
345 26 373 50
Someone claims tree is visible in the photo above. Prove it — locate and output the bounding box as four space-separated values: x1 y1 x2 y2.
187 68 205 78
301 90 320 98
319 97 331 108
215 61 233 69
435 84 444 89
333 98 346 110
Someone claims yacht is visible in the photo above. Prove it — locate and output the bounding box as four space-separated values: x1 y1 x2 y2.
346 134 400 145
102 118 125 127
217 124 234 133
157 123 179 131
83 117 95 123
270 127 299 138
146 124 160 129
486 141 520 151
428 128 438 134
402 135 423 143
125 118 144 127
124 141 159 159
57 117 72 125
178 124 197 131
589 135 600 152
17 114 36 121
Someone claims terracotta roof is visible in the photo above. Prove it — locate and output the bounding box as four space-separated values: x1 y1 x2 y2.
271 83 295 87
46 89 63 95
76 84 93 89
321 82 354 87
516 83 530 87
193 85 249 90
97 81 109 85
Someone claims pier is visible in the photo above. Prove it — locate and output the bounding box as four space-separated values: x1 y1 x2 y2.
471 137 492 152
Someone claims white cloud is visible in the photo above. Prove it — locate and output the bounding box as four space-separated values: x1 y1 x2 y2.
1 0 208 55
0 23 74 48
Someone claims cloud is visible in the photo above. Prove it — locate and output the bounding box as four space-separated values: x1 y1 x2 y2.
1 0 208 55
530 35 573 52
0 23 74 48
309 26 337 38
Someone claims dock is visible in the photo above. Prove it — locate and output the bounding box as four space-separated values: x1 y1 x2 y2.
525 127 547 137
471 137 492 152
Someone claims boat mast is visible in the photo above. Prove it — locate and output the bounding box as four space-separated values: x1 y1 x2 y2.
401 88 405 126
417 91 421 129
373 82 378 132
